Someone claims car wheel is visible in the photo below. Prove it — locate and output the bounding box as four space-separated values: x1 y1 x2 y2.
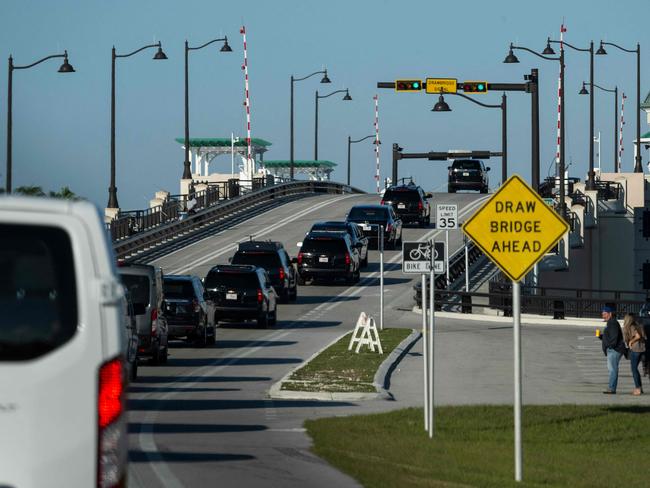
354 268 361 283
426 215 431 226
480 186 488 194
151 342 162 365
269 309 277 327
397 233 403 246
361 254 368 268
130 360 138 382
297 273 306 285
207 327 216 345
448 186 456 193
258 312 269 328
280 289 290 304
160 346 168 364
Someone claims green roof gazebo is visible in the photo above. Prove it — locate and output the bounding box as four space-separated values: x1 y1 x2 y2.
263 160 336 181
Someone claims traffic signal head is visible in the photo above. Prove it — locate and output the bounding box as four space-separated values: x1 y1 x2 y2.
395 79 423 92
462 81 488 94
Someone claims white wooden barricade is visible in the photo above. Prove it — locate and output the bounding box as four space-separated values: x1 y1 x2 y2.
348 312 383 354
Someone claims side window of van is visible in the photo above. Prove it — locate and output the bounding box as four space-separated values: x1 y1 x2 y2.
0 224 78 361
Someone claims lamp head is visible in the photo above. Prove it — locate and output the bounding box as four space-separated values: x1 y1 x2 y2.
579 82 589 95
503 45 519 64
596 42 607 55
542 39 555 55
432 94 451 112
220 37 232 52
58 51 75 73
320 70 331 83
153 44 168 60
343 90 352 101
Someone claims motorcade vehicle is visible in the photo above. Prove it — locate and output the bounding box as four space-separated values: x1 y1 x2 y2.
0 196 128 488
308 220 369 267
163 274 214 346
204 264 277 328
118 263 169 364
381 181 432 227
346 204 403 249
122 290 139 380
230 240 298 302
296 231 361 284
448 159 490 193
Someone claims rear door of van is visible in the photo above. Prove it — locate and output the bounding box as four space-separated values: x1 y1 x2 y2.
0 199 126 488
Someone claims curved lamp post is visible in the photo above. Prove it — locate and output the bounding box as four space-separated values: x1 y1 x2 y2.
347 134 377 186
544 38 596 189
596 41 642 173
6 50 74 193
108 42 167 209
182 36 232 180
290 69 331 180
432 91 508 185
315 88 351 160
504 43 567 217
580 82 618 173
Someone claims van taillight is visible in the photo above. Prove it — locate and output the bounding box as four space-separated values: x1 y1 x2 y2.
151 308 158 337
192 299 201 313
380 199 385 205
297 252 303 264
418 201 423 211
385 224 392 233
279 267 285 281
257 289 263 303
345 252 351 266
98 357 126 488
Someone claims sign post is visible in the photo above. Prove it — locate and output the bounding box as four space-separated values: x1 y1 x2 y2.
428 239 435 438
379 225 384 331
462 175 569 482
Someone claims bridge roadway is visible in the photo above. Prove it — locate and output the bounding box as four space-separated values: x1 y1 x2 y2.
127 192 650 487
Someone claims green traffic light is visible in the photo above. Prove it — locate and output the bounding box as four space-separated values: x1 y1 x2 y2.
478 84 485 91
413 82 420 89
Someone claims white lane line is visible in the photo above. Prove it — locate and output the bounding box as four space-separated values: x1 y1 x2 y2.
164 194 357 275
139 195 488 487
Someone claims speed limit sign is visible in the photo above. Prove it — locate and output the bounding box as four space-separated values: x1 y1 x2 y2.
436 204 458 230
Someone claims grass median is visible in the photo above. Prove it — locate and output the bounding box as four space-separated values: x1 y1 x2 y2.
280 328 412 393
306 404 650 487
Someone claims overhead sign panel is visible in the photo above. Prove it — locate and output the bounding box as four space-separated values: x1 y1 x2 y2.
462 175 569 282
426 78 457 94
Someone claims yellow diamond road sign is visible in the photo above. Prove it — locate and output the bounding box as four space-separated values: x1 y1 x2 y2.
462 174 569 283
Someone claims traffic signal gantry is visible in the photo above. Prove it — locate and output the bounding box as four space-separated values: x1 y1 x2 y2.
378 72 542 191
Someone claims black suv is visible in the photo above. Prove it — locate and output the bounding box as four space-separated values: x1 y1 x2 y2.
203 265 277 328
230 240 297 302
163 275 214 346
297 232 361 285
448 159 490 193
346 204 403 249
381 182 432 227
308 221 369 267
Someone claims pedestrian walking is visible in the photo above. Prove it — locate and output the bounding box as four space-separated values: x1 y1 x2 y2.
622 313 647 395
599 306 626 394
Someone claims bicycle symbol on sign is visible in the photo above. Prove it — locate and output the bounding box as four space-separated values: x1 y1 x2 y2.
409 243 432 260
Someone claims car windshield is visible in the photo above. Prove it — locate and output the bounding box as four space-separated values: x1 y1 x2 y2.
0 224 78 361
120 274 150 308
205 272 259 289
347 207 388 221
311 223 346 232
384 189 419 201
231 252 281 269
453 160 481 170
163 279 195 299
302 239 346 253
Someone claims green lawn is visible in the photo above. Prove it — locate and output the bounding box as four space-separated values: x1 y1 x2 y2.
281 328 412 393
306 405 650 487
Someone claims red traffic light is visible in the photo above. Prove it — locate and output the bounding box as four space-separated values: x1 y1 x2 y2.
395 79 423 92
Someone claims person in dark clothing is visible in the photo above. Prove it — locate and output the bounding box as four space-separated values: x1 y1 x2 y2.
599 305 626 394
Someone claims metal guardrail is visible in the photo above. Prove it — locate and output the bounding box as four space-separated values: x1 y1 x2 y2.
594 180 623 201
111 180 363 260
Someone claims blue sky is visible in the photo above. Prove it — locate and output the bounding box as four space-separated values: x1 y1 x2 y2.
0 0 647 209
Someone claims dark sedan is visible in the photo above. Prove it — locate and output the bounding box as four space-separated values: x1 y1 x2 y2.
308 221 369 267
346 204 403 250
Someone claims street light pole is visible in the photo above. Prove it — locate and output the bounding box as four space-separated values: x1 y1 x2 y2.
183 37 231 180
290 69 331 180
597 41 642 172
109 42 167 209
581 82 618 173
347 134 375 186
314 88 351 160
5 51 74 194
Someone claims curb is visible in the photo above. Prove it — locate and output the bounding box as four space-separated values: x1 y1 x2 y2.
267 328 420 402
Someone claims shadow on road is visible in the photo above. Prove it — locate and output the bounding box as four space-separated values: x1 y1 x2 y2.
128 386 240 394
129 450 255 463
362 277 412 287
364 262 402 272
275 320 342 329
165 356 303 368
215 340 298 349
295 295 360 305
128 398 355 412
134 375 272 384
128 423 267 434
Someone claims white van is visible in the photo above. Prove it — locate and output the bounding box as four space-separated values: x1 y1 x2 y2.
0 196 128 488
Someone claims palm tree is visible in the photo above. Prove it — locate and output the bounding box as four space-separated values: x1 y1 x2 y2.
15 185 45 197
49 186 80 200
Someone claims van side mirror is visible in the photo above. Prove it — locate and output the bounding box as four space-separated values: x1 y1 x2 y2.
447 166 451 170
425 192 433 199
227 257 233 263
296 242 303 248
486 167 491 172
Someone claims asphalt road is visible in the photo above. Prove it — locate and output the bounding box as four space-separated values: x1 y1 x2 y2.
127 192 650 488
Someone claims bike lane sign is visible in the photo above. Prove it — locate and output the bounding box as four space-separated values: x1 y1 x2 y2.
402 241 445 274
